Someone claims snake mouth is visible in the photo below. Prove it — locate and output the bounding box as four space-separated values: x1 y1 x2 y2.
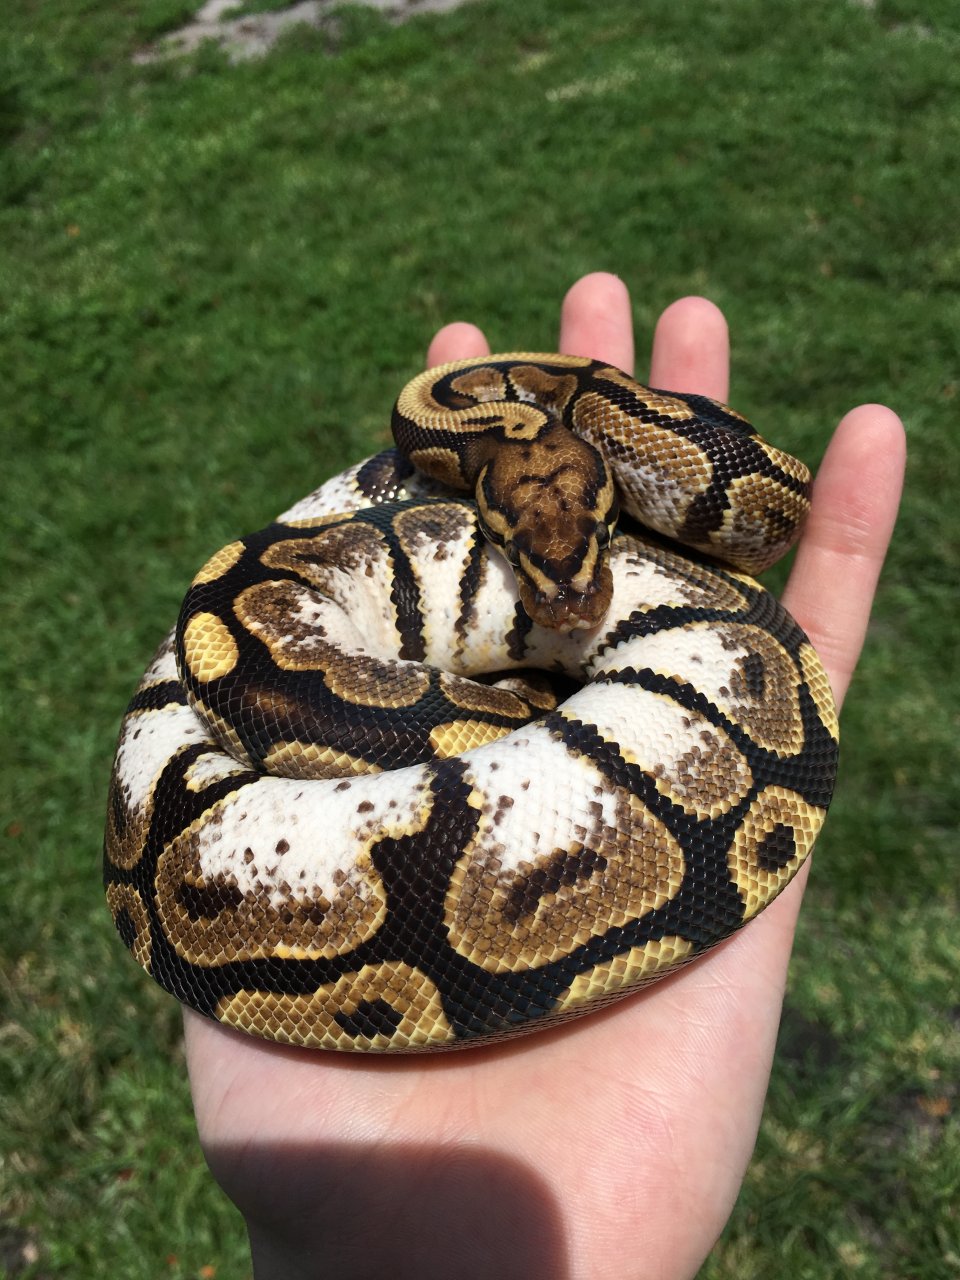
518 562 613 632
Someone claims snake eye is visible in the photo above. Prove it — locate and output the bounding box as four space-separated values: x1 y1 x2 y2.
595 521 611 550
503 542 522 568
477 512 502 549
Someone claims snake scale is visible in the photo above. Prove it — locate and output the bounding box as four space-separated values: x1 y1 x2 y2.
104 354 838 1052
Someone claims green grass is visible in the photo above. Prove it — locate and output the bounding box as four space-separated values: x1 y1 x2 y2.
2 0 958 1275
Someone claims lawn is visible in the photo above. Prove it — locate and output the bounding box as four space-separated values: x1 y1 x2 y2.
2 0 958 1276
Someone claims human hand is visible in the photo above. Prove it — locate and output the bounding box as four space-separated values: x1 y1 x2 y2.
184 272 905 1280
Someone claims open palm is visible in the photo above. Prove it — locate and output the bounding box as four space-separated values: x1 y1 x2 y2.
184 274 905 1280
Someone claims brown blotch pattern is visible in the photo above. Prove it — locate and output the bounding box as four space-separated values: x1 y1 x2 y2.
235 580 429 707
155 807 388 967
216 962 453 1050
260 522 391 596
718 471 810 572
392 502 475 563
607 701 754 821
506 364 580 415
445 791 685 972
723 624 805 755
437 670 534 718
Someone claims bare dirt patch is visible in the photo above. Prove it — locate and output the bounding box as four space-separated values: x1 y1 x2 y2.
135 0 479 64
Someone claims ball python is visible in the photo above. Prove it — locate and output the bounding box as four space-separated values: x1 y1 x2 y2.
104 353 839 1052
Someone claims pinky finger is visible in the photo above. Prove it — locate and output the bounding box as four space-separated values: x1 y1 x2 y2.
781 404 906 711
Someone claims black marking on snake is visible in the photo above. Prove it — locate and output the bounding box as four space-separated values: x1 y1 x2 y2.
756 824 797 871
114 907 139 951
355 448 415 502
651 389 757 439
791 683 839 808
355 500 476 661
504 847 608 924
366 761 476 932
384 532 425 662
741 651 767 700
678 490 729 543
456 520 488 643
598 603 740 653
592 376 810 540
107 774 131 842
127 680 189 713
477 466 502 527
199 659 531 775
506 602 535 662
513 460 582 491
335 999 404 1040
176 879 244 922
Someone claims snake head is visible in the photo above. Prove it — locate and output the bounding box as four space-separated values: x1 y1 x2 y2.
477 429 618 632
509 524 616 631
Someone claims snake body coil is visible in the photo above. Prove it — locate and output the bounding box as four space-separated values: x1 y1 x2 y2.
105 355 838 1052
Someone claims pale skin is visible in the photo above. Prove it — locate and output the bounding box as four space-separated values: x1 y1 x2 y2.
184 273 906 1280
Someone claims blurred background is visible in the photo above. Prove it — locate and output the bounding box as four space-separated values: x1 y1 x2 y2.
2 1 957 1275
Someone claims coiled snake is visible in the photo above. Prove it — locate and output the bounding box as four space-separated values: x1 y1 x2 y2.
104 354 838 1052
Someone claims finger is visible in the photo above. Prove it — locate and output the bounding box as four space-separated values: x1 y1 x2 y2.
782 403 905 710
649 296 730 401
559 272 635 371
426 322 490 369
